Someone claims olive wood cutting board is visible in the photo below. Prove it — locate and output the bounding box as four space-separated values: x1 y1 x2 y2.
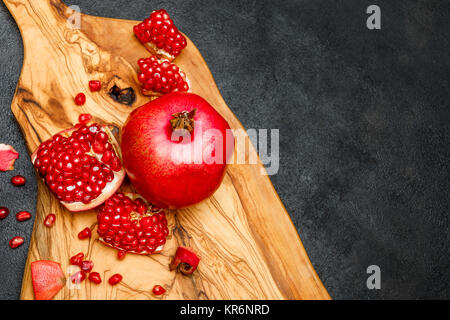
4 0 330 300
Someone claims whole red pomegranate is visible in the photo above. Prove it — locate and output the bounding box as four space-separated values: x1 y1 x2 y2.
121 93 234 208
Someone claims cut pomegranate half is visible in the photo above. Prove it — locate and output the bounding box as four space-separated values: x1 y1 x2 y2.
133 9 187 61
97 192 169 255
31 122 126 212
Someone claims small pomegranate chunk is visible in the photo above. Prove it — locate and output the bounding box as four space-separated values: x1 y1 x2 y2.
78 227 92 239
31 260 65 300
16 211 32 222
169 246 200 275
152 285 166 296
133 9 187 61
9 236 24 249
97 192 169 255
108 273 122 286
70 252 84 266
74 93 86 106
88 272 102 284
31 122 126 212
11 175 26 186
44 213 56 227
137 56 189 96
0 206 10 219
78 113 92 124
80 260 94 273
0 144 19 171
88 80 102 92
71 270 86 284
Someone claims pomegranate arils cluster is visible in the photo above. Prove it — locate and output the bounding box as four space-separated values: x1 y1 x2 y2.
97 193 169 255
138 56 189 95
33 123 121 205
133 9 187 60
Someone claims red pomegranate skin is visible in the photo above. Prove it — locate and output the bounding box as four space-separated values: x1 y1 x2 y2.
121 93 234 208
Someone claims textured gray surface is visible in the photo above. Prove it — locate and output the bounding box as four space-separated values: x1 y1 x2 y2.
0 0 449 300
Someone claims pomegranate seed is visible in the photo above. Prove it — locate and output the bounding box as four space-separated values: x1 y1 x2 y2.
97 192 169 255
44 213 56 227
137 56 189 95
108 273 122 286
70 252 84 266
9 236 24 249
78 227 91 239
88 272 102 284
16 211 32 222
74 93 86 106
152 285 166 296
71 270 86 284
117 250 126 260
80 260 94 272
78 113 92 124
11 175 26 186
88 80 102 92
0 206 10 219
133 9 187 59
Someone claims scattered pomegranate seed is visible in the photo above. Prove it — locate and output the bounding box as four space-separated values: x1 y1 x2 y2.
71 270 86 284
117 250 126 260
80 260 94 273
70 252 84 266
78 113 92 124
0 206 10 219
169 246 201 275
88 272 102 284
74 93 86 106
137 56 189 95
44 213 56 227
78 227 92 239
152 285 166 296
9 236 24 249
133 9 187 60
0 144 19 171
88 80 102 92
16 211 32 222
108 273 122 286
11 175 26 186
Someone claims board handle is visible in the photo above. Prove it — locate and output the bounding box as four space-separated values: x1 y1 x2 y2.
3 0 71 39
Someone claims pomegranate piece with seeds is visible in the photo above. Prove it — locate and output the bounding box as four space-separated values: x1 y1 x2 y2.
0 144 19 171
31 260 65 300
97 192 169 255
9 236 25 249
31 122 126 212
11 175 26 186
133 9 187 61
137 56 189 96
0 206 10 219
169 246 200 275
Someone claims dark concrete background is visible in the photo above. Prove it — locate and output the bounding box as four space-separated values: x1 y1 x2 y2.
0 0 448 300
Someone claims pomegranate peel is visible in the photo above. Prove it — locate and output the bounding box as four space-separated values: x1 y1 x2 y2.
169 246 200 275
0 144 19 171
97 192 169 255
31 122 126 212
31 260 65 300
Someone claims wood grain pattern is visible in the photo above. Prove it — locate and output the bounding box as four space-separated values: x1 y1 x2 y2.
4 0 330 300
